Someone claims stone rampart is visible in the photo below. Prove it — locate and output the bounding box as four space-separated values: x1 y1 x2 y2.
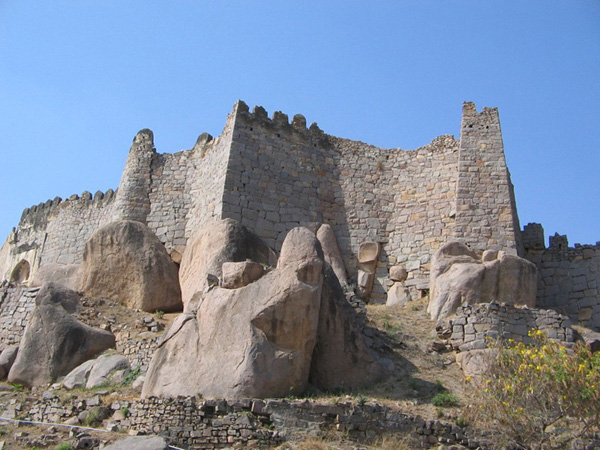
0 190 116 283
0 101 532 305
523 223 600 331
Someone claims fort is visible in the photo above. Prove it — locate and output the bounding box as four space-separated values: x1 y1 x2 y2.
0 100 598 328
0 100 599 448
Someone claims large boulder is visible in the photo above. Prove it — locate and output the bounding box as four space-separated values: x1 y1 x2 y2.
309 264 390 390
428 242 537 321
81 220 182 312
8 283 115 387
316 224 347 286
455 349 496 378
143 227 323 399
0 345 18 379
86 354 130 389
62 359 96 390
179 219 276 310
386 282 411 307
35 281 80 313
221 261 264 289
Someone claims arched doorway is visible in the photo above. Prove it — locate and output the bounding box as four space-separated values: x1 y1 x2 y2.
10 260 30 284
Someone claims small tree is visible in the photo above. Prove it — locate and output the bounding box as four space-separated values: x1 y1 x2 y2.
467 329 600 449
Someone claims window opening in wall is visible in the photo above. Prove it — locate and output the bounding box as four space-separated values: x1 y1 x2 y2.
10 259 30 284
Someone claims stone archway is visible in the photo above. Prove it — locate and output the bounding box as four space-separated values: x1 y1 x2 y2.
10 260 30 284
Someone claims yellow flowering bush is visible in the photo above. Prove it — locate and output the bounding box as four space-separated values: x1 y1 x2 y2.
468 329 600 449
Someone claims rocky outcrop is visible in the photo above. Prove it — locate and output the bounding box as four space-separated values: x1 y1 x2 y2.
221 261 265 289
179 219 276 310
143 225 385 399
309 264 390 390
8 283 115 387
81 220 182 313
144 227 323 398
428 242 537 321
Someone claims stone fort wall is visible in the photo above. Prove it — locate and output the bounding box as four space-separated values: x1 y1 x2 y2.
0 100 523 303
523 223 600 330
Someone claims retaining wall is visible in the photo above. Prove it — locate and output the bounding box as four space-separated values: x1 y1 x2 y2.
23 395 490 449
449 302 574 353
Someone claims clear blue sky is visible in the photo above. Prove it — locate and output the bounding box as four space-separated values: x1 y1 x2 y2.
1 1 599 246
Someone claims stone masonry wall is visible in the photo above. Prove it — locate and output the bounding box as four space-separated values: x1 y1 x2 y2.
332 134 459 299
449 302 574 353
455 102 522 255
23 395 490 449
221 103 339 251
222 103 460 301
0 286 38 348
145 112 235 258
523 223 600 331
0 192 115 283
1 101 529 306
116 334 160 371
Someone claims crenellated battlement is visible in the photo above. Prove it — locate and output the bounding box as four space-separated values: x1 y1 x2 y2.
18 189 117 226
234 100 325 139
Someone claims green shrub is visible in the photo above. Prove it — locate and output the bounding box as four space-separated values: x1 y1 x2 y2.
355 393 367 407
123 366 141 385
154 310 165 319
82 407 101 426
10 382 25 392
56 444 72 450
432 391 459 407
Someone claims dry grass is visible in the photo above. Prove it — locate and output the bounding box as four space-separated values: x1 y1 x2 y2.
275 433 414 450
356 298 466 417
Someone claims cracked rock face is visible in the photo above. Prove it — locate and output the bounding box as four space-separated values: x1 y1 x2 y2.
8 283 115 387
428 241 537 321
143 227 323 398
143 223 389 399
179 218 277 311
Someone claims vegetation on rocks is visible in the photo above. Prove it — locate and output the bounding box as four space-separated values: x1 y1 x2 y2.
467 329 600 449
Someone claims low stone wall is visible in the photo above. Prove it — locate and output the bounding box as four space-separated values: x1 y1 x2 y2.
449 302 574 352
0 286 37 348
21 395 490 449
116 335 160 371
